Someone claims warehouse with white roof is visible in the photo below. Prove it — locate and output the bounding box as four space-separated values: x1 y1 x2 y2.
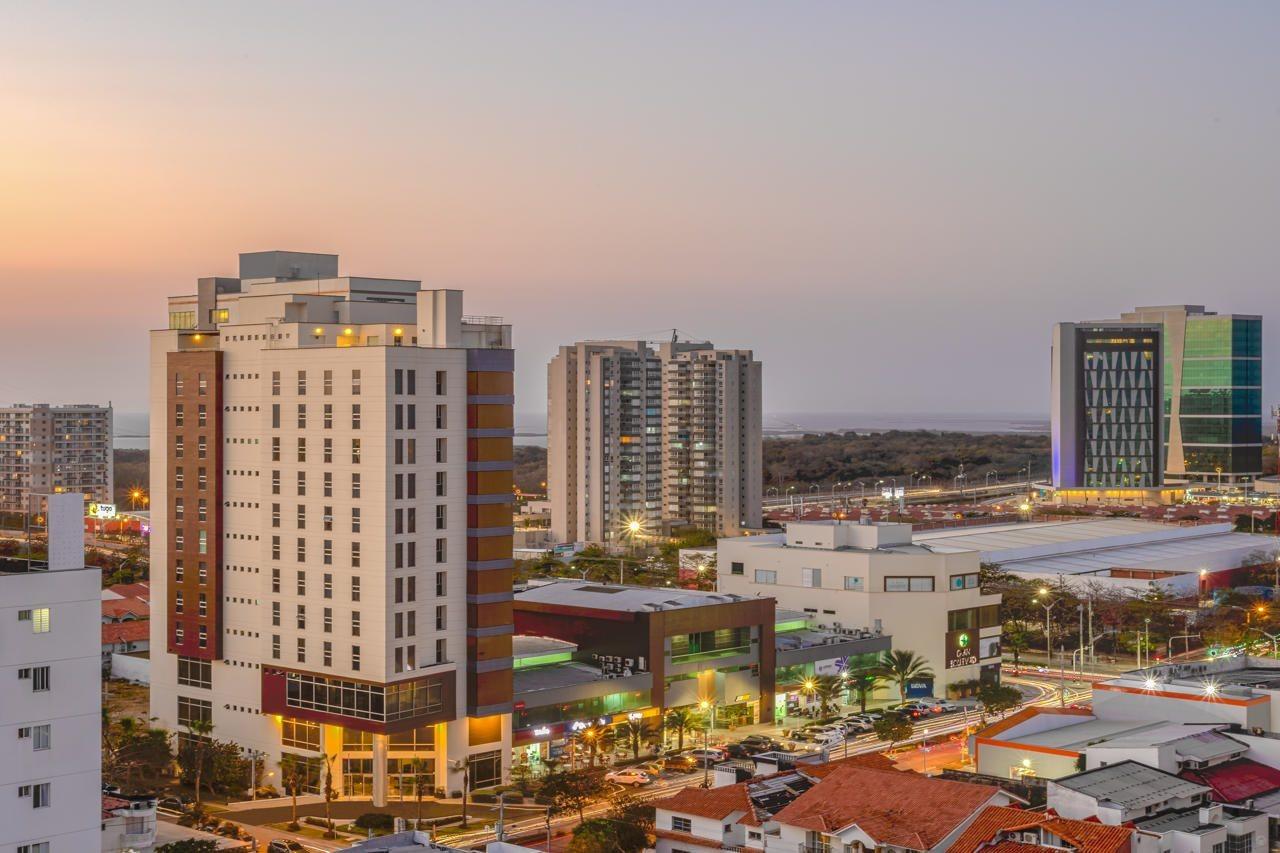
914 518 1280 593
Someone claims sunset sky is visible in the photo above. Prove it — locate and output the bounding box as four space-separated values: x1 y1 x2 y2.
3 2 1279 419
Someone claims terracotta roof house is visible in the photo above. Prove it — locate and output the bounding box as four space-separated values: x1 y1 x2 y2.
653 757 1021 853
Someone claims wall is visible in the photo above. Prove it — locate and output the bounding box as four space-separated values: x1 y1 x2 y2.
976 740 1080 781
110 653 151 684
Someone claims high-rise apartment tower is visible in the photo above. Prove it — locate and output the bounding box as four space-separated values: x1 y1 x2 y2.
149 251 514 805
548 339 761 543
0 404 113 513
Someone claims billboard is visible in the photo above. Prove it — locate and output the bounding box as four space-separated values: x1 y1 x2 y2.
945 629 980 669
88 502 118 520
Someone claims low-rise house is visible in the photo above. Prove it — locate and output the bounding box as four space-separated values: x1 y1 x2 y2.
1048 762 1269 853
948 804 1136 853
101 794 157 852
652 756 1021 853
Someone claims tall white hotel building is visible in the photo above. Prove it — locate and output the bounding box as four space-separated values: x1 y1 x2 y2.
148 252 515 805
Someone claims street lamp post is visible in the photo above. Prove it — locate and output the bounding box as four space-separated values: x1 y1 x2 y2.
1034 588 1064 707
699 699 716 787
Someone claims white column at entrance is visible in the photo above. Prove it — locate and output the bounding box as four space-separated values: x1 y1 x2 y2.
372 733 389 807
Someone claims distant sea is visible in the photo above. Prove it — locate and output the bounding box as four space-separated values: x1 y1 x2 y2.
113 410 1049 451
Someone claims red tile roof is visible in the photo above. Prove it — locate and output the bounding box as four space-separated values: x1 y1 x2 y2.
104 582 151 602
102 598 150 620
103 620 150 645
1180 759 1280 805
102 795 131 819
772 766 1001 849
653 782 755 822
948 805 1134 853
804 751 898 777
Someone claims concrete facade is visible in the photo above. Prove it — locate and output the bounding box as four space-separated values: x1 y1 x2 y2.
0 494 103 852
717 520 1002 696
547 339 761 544
0 403 113 513
149 252 515 807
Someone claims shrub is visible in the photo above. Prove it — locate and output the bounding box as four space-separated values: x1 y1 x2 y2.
471 792 497 803
355 812 396 831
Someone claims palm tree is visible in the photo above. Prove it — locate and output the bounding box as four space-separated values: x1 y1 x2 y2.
618 719 652 760
411 757 433 829
875 649 936 701
280 753 306 831
582 726 617 767
321 753 338 838
182 718 214 806
850 671 887 713
665 708 700 752
803 675 844 717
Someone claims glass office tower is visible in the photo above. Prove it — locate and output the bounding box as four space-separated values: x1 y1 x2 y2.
1120 307 1262 485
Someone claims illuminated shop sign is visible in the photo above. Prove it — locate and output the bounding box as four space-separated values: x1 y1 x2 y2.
946 629 979 669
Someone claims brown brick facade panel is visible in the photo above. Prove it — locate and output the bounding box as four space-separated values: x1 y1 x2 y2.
166 350 224 660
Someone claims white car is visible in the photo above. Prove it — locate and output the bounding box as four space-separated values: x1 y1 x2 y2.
605 768 652 786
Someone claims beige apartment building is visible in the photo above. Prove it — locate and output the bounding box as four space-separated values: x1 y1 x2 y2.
0 403 113 512
149 251 515 806
547 340 761 544
717 519 1003 697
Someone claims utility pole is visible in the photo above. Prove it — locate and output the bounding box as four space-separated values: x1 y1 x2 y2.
1078 604 1085 678
1088 597 1096 666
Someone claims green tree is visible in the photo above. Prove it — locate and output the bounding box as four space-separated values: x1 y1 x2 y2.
849 672 886 713
156 841 220 853
664 708 700 752
875 650 936 701
977 683 1023 718
411 757 434 828
1003 626 1030 670
182 719 214 806
609 790 655 832
617 718 654 760
803 674 844 717
873 717 913 750
582 725 617 767
279 753 307 831
321 753 339 838
541 768 607 822
570 818 649 853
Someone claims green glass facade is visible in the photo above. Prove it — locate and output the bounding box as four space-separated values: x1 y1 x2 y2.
1164 315 1262 482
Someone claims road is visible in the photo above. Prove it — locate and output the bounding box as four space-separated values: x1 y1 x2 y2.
452 671 1092 848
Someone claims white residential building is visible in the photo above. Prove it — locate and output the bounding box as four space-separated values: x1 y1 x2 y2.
717 519 1002 696
149 251 515 807
0 493 103 852
547 339 761 544
0 403 113 513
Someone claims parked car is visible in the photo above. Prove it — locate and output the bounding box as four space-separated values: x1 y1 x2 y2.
268 842 309 853
933 700 962 714
660 754 699 772
890 703 931 719
839 718 873 734
804 729 845 748
738 735 782 752
685 747 728 765
605 768 653 786
156 795 189 812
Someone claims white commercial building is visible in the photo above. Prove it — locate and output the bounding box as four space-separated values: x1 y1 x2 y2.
149 251 516 807
547 339 761 544
717 520 1002 696
914 518 1280 595
0 403 113 513
0 493 103 852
